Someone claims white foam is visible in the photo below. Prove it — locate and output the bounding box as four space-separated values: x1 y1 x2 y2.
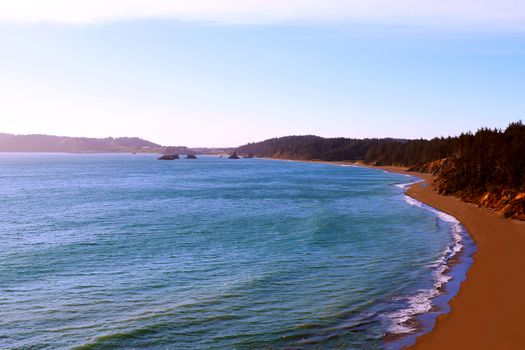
386 184 466 335
395 180 423 190
402 193 460 225
403 195 424 208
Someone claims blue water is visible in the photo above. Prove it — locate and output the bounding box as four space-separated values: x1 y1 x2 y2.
0 154 466 349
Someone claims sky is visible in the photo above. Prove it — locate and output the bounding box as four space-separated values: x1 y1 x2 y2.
0 1 524 147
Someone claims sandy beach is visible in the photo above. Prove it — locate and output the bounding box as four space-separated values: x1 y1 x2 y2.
376 166 525 350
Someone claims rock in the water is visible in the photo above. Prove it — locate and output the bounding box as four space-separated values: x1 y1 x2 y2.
158 154 179 160
228 152 240 159
186 154 197 159
242 153 254 158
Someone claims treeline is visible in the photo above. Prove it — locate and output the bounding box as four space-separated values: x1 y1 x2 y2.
432 122 525 193
236 134 455 164
0 133 162 153
236 135 405 161
369 121 525 219
363 137 457 166
364 122 525 193
236 122 525 219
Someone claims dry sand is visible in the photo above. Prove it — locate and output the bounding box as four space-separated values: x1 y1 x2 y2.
378 166 525 350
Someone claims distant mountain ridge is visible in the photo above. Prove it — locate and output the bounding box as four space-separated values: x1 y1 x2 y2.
0 133 163 153
0 133 233 155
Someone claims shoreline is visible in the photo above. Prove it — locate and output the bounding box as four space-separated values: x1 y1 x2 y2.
266 158 525 349
381 166 525 350
264 159 474 346
298 160 478 348
354 163 525 349
385 176 476 350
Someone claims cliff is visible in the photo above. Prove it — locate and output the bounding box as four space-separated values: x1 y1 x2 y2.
410 157 525 220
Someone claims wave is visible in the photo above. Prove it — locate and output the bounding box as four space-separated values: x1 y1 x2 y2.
394 179 423 190
385 181 471 339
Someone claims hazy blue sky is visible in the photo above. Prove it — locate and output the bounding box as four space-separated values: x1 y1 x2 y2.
1 1 524 146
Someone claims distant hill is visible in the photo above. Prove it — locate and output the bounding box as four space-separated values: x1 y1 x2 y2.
0 133 234 155
236 135 406 161
164 146 234 155
0 133 163 153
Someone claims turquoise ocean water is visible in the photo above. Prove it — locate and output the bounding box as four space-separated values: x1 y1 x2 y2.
0 154 473 349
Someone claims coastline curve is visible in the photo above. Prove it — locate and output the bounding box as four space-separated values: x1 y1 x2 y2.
384 176 476 349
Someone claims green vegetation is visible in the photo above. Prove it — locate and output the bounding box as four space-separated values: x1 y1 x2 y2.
237 121 525 219
236 135 403 161
364 122 525 199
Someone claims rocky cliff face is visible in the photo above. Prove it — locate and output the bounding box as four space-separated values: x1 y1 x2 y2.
476 191 525 220
411 158 525 221
408 158 449 175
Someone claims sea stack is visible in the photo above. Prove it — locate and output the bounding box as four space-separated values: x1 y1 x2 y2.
158 154 179 160
229 152 240 159
186 154 197 159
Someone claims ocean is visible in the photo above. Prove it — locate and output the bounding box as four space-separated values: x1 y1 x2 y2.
0 154 474 349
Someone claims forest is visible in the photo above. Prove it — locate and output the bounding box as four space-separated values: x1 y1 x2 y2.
236 135 404 161
237 121 525 219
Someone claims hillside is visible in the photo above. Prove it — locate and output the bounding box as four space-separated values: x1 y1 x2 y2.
236 122 525 220
236 136 405 161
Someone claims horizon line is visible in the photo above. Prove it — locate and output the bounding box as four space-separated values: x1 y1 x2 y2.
1 126 515 149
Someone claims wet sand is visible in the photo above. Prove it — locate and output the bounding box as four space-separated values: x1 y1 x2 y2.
378 166 525 350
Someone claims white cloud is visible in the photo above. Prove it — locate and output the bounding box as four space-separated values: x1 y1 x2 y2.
0 0 524 28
